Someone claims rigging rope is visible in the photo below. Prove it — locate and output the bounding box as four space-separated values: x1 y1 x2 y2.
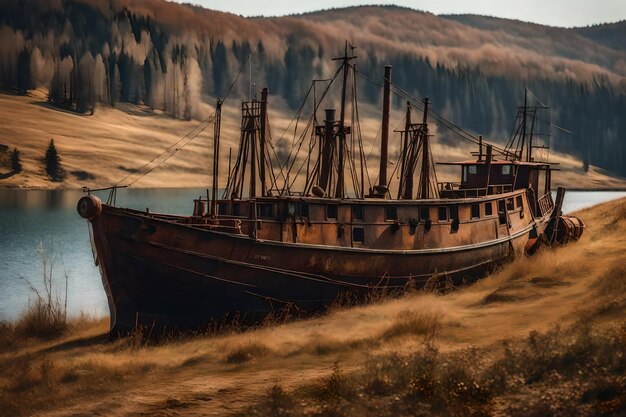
113 54 251 188
354 68 515 159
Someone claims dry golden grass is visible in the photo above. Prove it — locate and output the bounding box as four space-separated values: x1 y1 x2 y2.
1 90 624 191
380 310 442 340
225 341 272 364
1 198 625 416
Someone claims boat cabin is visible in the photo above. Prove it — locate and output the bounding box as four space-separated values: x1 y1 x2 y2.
438 157 555 218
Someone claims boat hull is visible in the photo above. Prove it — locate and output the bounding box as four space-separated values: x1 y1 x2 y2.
87 203 542 334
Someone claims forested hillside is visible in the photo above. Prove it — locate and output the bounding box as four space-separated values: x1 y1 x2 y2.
1 1 625 176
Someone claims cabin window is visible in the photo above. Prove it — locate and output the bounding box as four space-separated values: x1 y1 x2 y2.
516 195 523 209
468 165 477 175
352 205 364 221
498 199 507 225
233 203 241 217
506 198 514 211
218 203 228 215
471 203 480 219
298 203 309 217
502 165 512 175
485 202 493 216
438 207 448 222
385 206 398 221
326 204 338 219
259 203 274 219
352 227 365 243
449 205 459 221
419 206 430 221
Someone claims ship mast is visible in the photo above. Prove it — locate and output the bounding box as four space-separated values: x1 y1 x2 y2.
224 90 272 200
332 42 356 199
259 88 268 196
210 99 222 216
418 97 431 199
375 65 392 198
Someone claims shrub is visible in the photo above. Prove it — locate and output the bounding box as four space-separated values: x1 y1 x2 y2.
16 241 70 339
11 147 22 172
44 139 64 181
226 341 270 363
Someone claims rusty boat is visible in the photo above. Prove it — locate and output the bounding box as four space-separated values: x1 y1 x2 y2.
78 48 584 334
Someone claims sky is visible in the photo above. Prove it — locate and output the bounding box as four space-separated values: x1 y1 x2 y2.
175 0 626 28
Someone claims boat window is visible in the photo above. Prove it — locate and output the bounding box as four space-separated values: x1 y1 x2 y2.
516 195 523 209
471 203 480 219
449 205 459 221
352 205 364 221
233 203 241 216
259 203 274 219
468 165 477 175
502 165 512 175
438 207 448 221
419 206 430 221
298 203 309 217
507 198 514 211
498 199 507 225
385 206 397 221
352 226 365 243
326 204 337 219
485 201 493 216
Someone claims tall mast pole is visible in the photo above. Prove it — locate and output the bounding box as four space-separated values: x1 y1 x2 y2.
520 86 527 161
211 99 222 216
419 97 430 200
399 101 412 199
259 88 268 196
336 42 349 199
249 105 257 199
377 65 392 196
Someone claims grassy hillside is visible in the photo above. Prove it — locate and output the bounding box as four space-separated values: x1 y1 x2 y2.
1 1 626 184
0 89 624 190
1 198 625 416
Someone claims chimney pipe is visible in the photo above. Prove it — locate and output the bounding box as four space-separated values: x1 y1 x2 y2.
319 108 336 193
378 65 392 193
485 144 493 192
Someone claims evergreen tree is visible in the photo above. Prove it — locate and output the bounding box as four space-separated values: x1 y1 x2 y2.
143 57 153 109
16 48 32 94
44 139 64 181
11 148 22 173
212 41 229 97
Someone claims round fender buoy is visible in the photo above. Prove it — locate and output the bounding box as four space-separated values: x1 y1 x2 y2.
77 195 102 221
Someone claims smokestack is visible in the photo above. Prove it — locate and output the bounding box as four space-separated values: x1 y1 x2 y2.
378 65 392 194
319 108 336 194
485 144 493 191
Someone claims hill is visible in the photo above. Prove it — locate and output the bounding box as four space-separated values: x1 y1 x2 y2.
1 89 624 190
0 1 625 184
1 197 625 416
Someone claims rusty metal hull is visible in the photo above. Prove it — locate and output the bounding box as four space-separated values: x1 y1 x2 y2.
88 203 542 334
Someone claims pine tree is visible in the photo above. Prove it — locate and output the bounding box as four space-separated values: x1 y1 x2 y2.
44 139 64 181
11 148 22 173
17 48 32 94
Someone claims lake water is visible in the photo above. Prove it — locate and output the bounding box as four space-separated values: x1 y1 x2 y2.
1 189 625 321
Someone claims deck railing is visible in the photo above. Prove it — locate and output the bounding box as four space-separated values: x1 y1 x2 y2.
438 182 513 198
538 192 555 217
